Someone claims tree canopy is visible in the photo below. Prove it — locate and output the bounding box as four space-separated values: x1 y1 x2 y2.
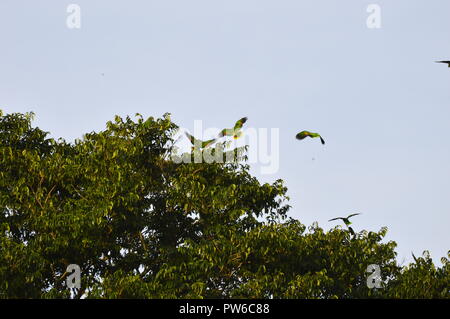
0 110 448 299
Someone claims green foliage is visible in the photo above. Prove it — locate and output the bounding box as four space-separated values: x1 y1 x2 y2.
385 251 450 298
0 110 448 299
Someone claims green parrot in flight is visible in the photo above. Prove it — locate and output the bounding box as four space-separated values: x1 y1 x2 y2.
328 213 361 226
329 213 361 235
436 61 450 67
296 131 325 145
185 132 217 149
219 117 248 139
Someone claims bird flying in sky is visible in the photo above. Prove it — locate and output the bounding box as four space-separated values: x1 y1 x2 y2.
296 131 325 145
328 213 361 226
329 213 361 236
219 117 248 139
185 132 217 149
436 61 450 67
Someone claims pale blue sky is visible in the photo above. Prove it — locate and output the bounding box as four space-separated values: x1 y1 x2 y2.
1 0 449 265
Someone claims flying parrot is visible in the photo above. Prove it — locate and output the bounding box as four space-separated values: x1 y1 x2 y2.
219 117 248 139
436 61 450 67
328 213 361 227
296 131 325 145
185 132 217 149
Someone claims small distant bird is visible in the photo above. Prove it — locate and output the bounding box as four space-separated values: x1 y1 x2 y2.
328 213 361 226
436 61 450 67
185 132 217 149
296 131 325 145
219 117 248 139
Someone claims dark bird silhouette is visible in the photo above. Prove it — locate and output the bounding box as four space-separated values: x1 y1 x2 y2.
436 61 450 67
348 227 355 236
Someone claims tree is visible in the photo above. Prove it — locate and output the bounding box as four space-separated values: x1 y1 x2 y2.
385 251 449 298
0 110 448 299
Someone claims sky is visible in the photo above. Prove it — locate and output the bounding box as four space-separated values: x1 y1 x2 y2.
0 0 449 266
